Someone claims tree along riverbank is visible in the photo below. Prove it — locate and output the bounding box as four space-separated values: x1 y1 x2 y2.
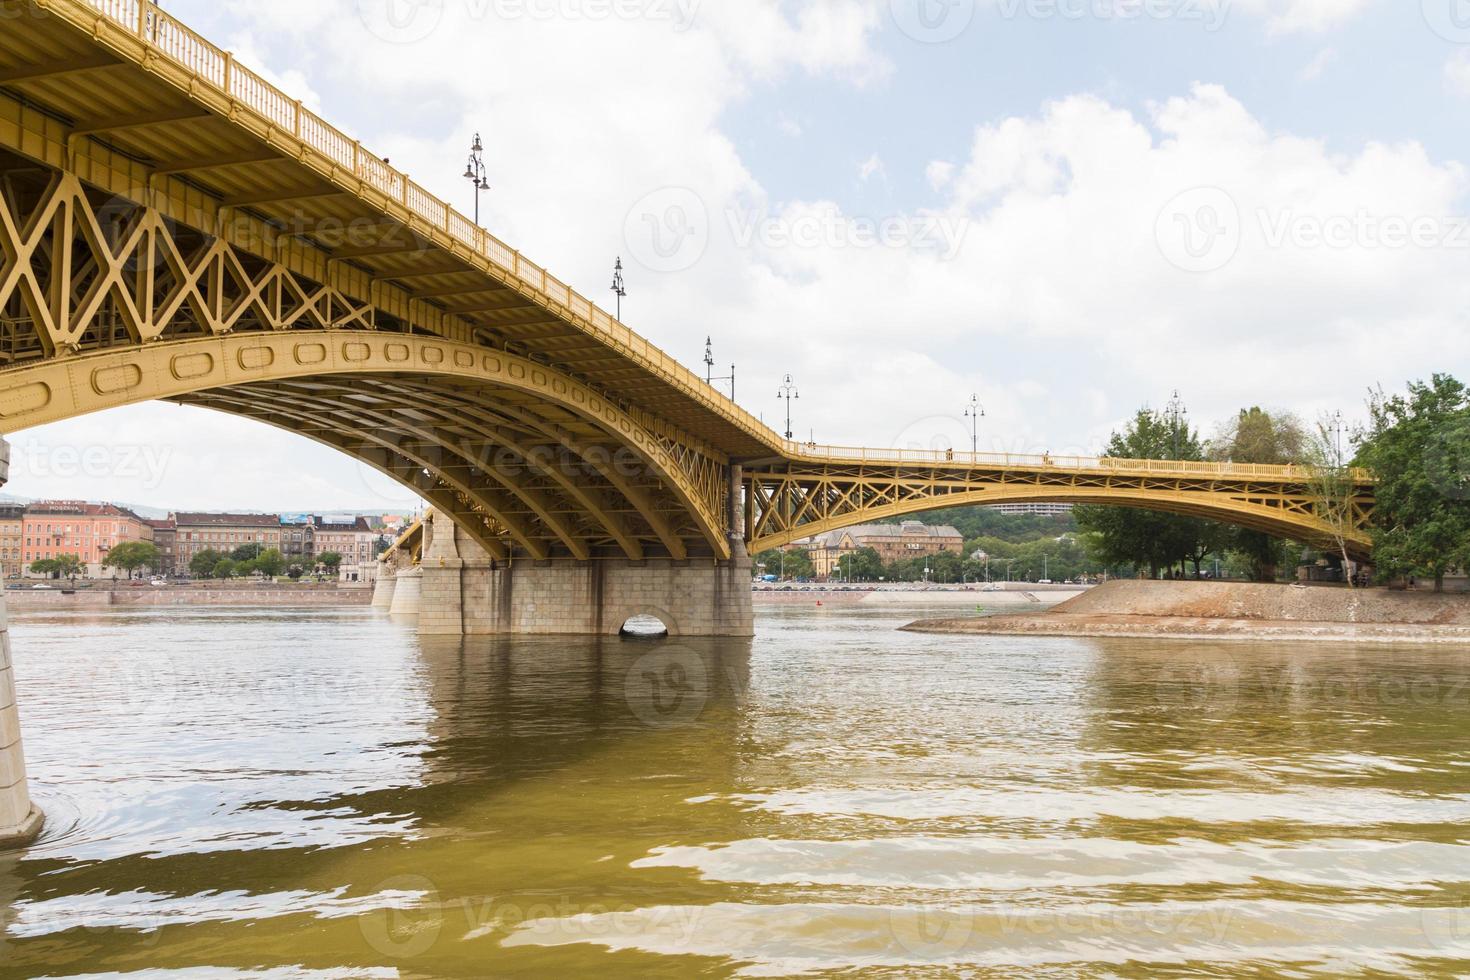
901 580 1470 643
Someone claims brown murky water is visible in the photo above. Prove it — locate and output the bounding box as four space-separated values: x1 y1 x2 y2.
2 601 1470 977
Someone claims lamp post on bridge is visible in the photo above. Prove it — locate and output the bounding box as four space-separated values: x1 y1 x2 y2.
777 374 799 441
964 394 985 456
462 132 490 226
610 257 627 321
1328 410 1347 466
1165 389 1188 460
704 337 736 399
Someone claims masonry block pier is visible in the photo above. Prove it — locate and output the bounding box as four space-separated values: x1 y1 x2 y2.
387 510 753 637
0 440 42 849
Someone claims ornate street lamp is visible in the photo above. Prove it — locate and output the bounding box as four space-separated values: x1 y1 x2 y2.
611 257 627 320
777 374 799 441
462 132 490 226
1165 389 1188 460
964 393 985 456
1329 410 1346 465
704 336 736 399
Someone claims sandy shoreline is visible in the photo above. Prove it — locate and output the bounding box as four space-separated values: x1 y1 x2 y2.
901 613 1470 644
901 581 1470 644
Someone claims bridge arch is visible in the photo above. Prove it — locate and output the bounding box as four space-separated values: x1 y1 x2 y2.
745 474 1373 561
0 332 732 562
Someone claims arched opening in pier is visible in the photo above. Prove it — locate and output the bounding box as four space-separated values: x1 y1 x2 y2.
619 615 671 638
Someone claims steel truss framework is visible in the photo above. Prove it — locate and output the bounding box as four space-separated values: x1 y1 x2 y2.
744 461 1376 559
0 171 731 559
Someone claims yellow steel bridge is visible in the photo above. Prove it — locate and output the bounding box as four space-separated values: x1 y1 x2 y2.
0 0 1375 561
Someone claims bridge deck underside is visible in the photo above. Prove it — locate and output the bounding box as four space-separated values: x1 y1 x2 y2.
181 375 718 562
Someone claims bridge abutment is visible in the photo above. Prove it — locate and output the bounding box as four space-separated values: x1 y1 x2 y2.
0 441 41 849
415 510 753 636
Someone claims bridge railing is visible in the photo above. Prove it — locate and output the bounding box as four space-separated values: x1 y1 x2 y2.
76 0 779 447
782 442 1371 483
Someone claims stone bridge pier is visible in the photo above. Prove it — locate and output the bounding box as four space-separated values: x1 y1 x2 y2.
0 440 42 849
407 507 754 639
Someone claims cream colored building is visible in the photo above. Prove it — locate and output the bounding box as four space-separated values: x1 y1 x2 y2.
0 505 23 579
804 520 964 578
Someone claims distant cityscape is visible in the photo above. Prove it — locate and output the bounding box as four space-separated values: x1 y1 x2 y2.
0 501 417 580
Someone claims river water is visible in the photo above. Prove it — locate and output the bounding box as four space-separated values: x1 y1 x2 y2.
2 601 1470 977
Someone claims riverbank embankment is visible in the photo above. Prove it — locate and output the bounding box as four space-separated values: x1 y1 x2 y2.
901 580 1470 643
5 585 374 611
754 584 1085 609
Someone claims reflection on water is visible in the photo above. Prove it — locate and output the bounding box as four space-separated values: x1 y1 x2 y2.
2 602 1470 976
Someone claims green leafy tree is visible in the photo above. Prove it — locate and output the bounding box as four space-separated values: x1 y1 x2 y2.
317 550 344 574
105 541 161 579
213 558 239 580
1357 374 1470 591
1075 407 1221 578
35 554 84 582
1209 407 1308 581
190 549 225 578
287 564 306 580
230 543 265 562
754 548 813 579
837 546 885 582
254 548 286 578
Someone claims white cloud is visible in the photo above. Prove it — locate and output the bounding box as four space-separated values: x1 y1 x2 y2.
858 153 887 183
1446 49 1470 98
1230 0 1375 34
1299 47 1336 81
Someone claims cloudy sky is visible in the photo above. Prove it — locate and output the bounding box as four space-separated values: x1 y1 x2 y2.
11 0 1470 510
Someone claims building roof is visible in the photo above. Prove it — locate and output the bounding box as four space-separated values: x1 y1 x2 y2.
172 512 282 528
809 521 964 547
316 517 374 533
142 517 176 530
27 500 142 519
